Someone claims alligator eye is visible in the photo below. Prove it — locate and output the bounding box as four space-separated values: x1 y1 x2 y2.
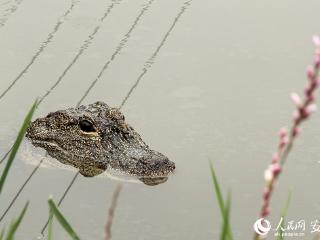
79 120 96 132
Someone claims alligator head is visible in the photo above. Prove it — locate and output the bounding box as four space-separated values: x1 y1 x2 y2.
26 101 175 185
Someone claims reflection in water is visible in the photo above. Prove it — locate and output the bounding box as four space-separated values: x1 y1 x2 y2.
0 0 78 100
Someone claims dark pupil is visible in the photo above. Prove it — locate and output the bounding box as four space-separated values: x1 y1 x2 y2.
79 120 95 132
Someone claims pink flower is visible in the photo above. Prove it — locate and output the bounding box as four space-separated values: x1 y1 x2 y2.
279 128 287 138
307 67 316 82
292 110 299 121
261 207 270 217
263 187 270 201
313 35 320 46
272 163 282 176
314 55 320 68
272 153 279 163
293 127 301 137
256 37 320 230
280 136 289 147
264 166 273 183
306 103 317 115
291 92 302 107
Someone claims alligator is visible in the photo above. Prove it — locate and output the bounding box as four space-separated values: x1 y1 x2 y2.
26 101 175 186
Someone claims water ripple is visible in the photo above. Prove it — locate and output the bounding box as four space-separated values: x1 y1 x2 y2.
120 0 193 109
0 0 24 28
0 0 79 101
39 0 121 105
78 0 155 106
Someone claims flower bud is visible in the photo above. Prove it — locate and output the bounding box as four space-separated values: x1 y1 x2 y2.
293 127 301 137
291 92 302 107
313 35 320 46
264 167 273 183
306 103 317 115
263 187 270 201
307 66 315 80
272 163 282 177
261 207 270 217
279 128 287 138
272 153 280 163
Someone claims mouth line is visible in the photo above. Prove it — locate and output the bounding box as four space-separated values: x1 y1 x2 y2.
31 139 60 148
107 163 175 178
30 139 106 171
130 168 175 178
30 139 73 162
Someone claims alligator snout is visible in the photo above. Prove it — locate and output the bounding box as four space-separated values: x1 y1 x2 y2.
139 155 175 172
109 147 175 178
135 153 175 186
134 150 175 177
27 118 48 140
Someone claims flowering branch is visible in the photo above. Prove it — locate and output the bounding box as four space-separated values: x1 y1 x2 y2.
254 36 320 240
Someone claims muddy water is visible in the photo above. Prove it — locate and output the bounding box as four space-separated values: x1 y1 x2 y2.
1 0 320 239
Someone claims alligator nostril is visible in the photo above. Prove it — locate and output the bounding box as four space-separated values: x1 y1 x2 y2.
150 159 159 168
150 157 171 169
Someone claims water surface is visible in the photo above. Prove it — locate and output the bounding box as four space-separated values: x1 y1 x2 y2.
1 0 320 239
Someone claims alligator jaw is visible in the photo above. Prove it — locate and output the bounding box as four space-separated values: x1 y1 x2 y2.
139 176 168 186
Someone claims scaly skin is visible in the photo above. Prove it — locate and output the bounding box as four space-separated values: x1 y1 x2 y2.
26 101 175 185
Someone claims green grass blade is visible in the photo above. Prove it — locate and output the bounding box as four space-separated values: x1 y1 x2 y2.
0 228 5 240
6 201 29 240
48 210 53 240
48 198 80 240
277 190 292 240
209 161 225 213
0 99 38 195
220 191 231 240
209 161 233 240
